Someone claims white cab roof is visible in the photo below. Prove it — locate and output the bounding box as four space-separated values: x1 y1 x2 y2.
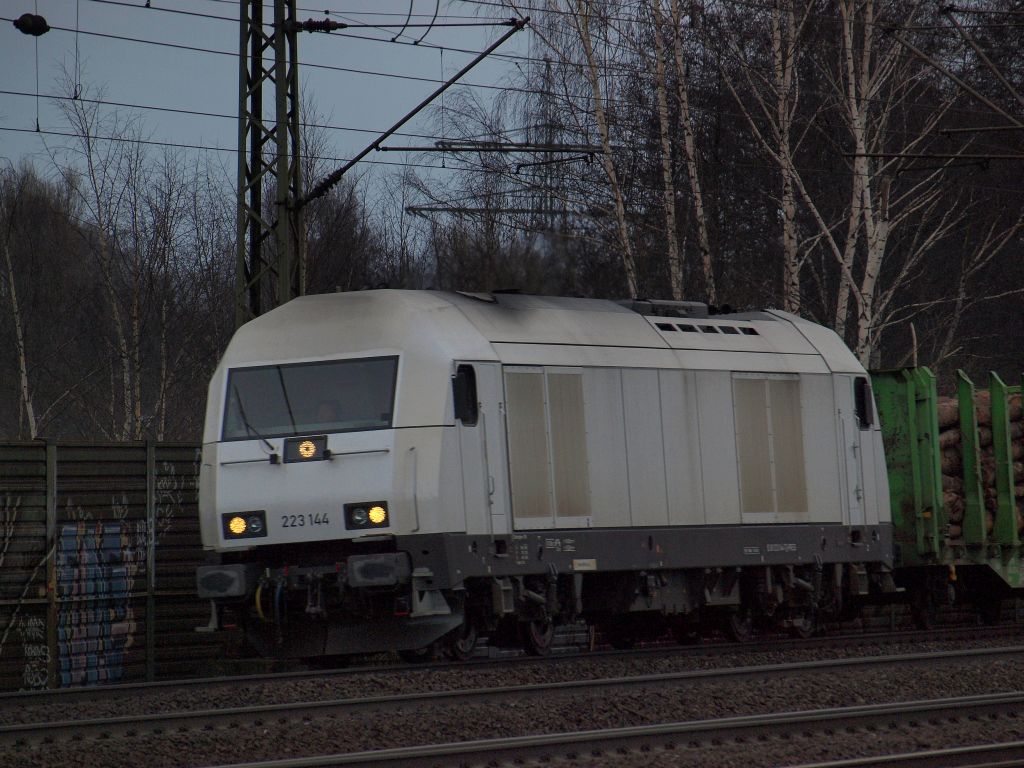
220 290 866 375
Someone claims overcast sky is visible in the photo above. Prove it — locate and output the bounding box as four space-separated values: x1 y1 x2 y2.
1 0 532 190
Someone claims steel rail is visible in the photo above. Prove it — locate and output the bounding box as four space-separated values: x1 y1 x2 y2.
2 621 1018 708
4 645 1024 746
788 740 1024 768
200 692 1024 768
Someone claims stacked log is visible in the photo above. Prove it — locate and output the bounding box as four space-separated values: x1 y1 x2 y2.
937 390 1024 539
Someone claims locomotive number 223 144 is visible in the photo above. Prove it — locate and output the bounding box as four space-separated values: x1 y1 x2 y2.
281 513 330 528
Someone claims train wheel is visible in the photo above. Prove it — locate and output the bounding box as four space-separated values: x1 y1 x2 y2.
522 618 555 656
446 619 479 661
727 609 755 643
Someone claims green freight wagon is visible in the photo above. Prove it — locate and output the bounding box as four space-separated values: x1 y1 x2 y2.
873 367 1023 624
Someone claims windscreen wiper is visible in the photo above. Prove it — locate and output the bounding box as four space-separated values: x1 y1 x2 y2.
276 367 298 433
232 384 279 461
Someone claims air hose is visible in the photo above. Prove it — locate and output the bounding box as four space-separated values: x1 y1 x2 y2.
274 579 285 625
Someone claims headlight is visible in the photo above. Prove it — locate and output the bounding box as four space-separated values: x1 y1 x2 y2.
284 435 328 462
344 501 389 530
222 510 268 539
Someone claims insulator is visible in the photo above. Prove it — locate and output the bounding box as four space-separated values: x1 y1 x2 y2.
14 13 50 37
293 18 346 33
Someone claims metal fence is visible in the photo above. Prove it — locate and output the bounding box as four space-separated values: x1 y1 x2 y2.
0 442 233 691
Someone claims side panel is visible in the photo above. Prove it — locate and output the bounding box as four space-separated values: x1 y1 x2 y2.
801 374 843 524
860 427 881 526
622 369 670 527
394 427 449 536
582 368 631 528
660 370 705 526
771 378 809 517
733 376 774 515
478 363 512 536
548 370 591 527
836 375 865 527
456 380 484 534
696 371 741 525
440 425 468 533
505 368 554 527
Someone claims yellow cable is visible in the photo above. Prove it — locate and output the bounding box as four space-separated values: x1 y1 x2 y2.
255 583 267 623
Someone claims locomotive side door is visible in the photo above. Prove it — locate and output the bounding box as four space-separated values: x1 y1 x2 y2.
454 362 511 536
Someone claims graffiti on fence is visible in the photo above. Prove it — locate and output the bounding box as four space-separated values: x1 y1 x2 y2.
56 517 144 686
155 462 178 540
153 460 197 544
16 614 49 690
1 448 206 690
0 495 51 691
0 494 16 567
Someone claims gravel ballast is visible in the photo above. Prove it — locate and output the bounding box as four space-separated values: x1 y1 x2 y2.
8 638 1024 767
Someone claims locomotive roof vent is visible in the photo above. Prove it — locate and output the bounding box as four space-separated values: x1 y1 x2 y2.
619 299 710 318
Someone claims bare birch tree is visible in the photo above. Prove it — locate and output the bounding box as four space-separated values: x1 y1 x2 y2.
48 76 208 439
648 0 685 299
571 0 641 297
0 169 37 438
0 165 94 438
826 0 960 363
718 0 814 314
669 0 716 304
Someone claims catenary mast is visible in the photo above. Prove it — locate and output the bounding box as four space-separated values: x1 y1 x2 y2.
235 0 303 328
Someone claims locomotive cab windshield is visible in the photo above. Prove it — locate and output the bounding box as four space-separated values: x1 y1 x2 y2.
222 355 398 439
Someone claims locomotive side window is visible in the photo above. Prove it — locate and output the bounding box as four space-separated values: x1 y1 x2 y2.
453 365 479 426
854 376 874 429
222 356 398 440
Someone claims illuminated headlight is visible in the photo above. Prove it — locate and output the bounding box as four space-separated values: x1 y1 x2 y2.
344 502 389 530
222 510 267 539
284 435 328 463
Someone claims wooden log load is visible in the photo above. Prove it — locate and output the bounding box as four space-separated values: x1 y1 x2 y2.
937 391 1024 539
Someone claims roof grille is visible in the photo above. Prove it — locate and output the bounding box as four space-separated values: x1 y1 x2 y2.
619 299 709 318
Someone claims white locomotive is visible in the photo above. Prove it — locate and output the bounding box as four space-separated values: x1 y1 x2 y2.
197 290 893 657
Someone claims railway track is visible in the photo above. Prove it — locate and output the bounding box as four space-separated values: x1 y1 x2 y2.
3 621 1019 710
789 741 1024 768
193 692 1024 768
4 645 1023 748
